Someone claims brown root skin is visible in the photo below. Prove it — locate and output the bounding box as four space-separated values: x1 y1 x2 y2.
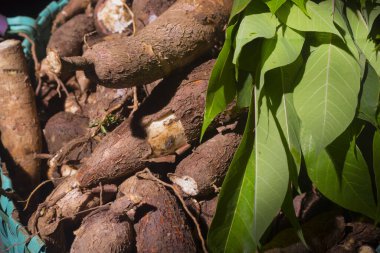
76 70 93 93
76 60 214 188
29 210 67 253
0 40 42 195
52 0 92 32
76 118 152 188
64 91 83 114
82 86 132 122
48 14 96 57
186 195 217 233
44 112 96 160
28 176 116 252
40 14 96 83
47 53 90 78
118 176 197 253
199 196 218 230
132 0 176 29
136 59 216 144
70 205 135 253
53 0 231 88
169 132 241 198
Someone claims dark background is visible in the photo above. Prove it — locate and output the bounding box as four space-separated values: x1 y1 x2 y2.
0 1 53 18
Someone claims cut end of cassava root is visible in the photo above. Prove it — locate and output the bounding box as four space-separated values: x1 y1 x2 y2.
0 39 18 50
46 50 91 76
95 0 134 34
168 174 199 196
46 50 63 74
146 113 187 157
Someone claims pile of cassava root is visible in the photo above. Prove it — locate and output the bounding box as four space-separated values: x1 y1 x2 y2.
0 0 244 252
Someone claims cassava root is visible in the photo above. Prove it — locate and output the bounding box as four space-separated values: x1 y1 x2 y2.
28 176 117 252
70 196 145 253
118 175 197 252
0 40 42 195
47 0 232 88
169 132 241 198
76 60 219 188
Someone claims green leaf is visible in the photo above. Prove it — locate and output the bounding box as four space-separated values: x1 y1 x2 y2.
368 4 380 32
360 0 367 9
201 24 236 139
237 70 254 108
229 0 251 23
358 62 380 127
277 1 342 39
233 1 278 64
265 56 303 188
290 0 308 16
304 126 377 219
333 1 360 61
373 130 380 222
347 6 380 75
237 39 263 73
262 0 287 14
294 40 361 153
208 97 256 252
257 26 305 91
208 91 289 252
282 186 307 248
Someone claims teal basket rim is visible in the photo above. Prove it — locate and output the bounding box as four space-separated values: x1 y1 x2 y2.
6 0 69 59
0 167 46 253
1 1 69 252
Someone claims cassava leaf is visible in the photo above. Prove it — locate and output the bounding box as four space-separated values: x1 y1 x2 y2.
358 62 380 127
265 56 303 188
237 70 254 108
208 96 256 252
294 40 361 153
277 1 342 39
201 24 236 139
368 4 380 32
262 0 287 14
333 0 360 61
347 6 380 75
257 26 305 91
237 39 263 73
373 130 380 223
235 40 262 108
233 1 278 64
208 91 289 252
291 0 308 16
229 0 251 23
304 126 377 219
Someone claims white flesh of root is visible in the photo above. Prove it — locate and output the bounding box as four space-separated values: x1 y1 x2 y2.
97 0 133 33
146 113 187 157
168 174 198 196
61 165 78 177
